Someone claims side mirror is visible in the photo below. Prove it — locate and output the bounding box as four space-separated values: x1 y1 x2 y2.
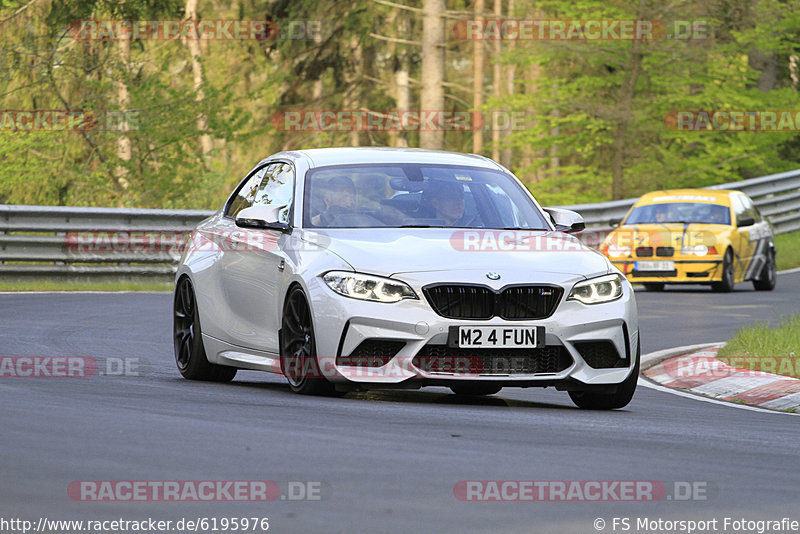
544 207 586 233
235 205 291 232
737 216 755 227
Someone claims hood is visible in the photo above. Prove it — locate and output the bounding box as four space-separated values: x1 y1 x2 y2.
303 228 611 279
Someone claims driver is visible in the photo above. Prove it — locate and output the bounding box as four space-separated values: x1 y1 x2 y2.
653 205 670 223
312 176 356 226
427 180 468 226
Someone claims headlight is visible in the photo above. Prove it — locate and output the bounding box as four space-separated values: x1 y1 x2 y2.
681 245 708 256
568 274 624 305
607 244 631 258
323 271 418 303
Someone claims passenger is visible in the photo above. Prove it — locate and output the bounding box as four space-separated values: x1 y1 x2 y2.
708 208 725 224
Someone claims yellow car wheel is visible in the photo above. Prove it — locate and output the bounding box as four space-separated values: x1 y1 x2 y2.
642 283 665 292
712 249 735 293
753 250 777 291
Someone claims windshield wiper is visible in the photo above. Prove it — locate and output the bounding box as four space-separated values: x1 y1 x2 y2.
498 227 550 231
398 225 549 231
400 225 549 230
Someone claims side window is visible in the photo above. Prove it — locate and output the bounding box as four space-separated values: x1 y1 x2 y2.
253 162 295 223
739 194 762 222
226 166 267 218
730 194 747 226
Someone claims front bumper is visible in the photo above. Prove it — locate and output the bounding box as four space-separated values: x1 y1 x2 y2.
304 271 639 388
611 257 723 283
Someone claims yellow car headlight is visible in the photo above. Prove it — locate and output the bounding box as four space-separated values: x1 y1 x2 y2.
607 245 631 258
681 245 708 256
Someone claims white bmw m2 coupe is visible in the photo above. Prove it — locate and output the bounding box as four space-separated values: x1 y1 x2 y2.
174 148 639 409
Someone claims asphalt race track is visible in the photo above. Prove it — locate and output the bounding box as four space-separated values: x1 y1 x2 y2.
2 272 799 534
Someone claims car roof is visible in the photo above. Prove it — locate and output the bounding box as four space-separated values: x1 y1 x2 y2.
634 188 734 206
268 147 503 170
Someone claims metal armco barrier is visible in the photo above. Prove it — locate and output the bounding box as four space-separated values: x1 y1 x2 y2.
0 205 213 283
1 168 798 283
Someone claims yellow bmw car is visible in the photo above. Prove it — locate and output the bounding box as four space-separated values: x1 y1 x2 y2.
599 189 776 292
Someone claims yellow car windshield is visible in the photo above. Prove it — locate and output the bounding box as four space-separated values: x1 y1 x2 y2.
625 203 730 225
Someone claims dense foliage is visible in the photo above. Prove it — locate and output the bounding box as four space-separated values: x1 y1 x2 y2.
1 0 799 208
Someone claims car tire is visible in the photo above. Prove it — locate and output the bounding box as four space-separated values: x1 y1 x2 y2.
711 249 735 292
173 276 237 382
450 384 503 396
752 249 777 291
568 345 639 410
642 283 665 292
280 286 342 396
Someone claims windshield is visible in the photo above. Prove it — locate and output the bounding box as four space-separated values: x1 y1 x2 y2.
624 203 731 225
302 164 551 230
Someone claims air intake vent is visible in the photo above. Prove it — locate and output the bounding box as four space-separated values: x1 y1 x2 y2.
337 339 406 367
573 341 626 369
413 345 571 375
656 247 674 257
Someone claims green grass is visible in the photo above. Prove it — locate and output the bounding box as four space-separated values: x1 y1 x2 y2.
0 280 172 292
775 230 800 271
717 314 800 379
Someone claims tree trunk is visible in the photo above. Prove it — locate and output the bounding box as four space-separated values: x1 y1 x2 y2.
420 0 445 149
388 8 410 148
500 0 515 168
610 1 645 200
313 29 324 103
394 65 410 148
519 51 540 182
748 50 777 92
491 0 501 161
115 36 131 193
519 5 544 183
549 98 559 177
472 0 484 154
790 54 800 89
184 0 212 155
344 36 362 146
394 11 410 148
